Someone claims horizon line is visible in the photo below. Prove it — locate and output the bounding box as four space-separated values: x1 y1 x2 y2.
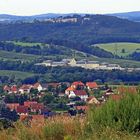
0 10 139 17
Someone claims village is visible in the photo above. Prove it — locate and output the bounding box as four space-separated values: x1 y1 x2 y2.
1 80 137 124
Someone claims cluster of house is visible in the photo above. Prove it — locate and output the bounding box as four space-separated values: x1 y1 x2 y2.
3 83 43 94
65 81 98 101
36 58 123 70
3 80 137 121
6 101 51 123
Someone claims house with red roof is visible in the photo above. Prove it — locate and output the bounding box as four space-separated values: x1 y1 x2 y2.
19 84 33 94
33 83 43 92
4 85 18 94
73 90 88 101
65 89 88 101
86 82 98 90
65 87 75 95
87 96 100 105
11 85 18 94
30 103 44 114
16 105 29 115
24 101 38 108
3 85 11 93
6 103 20 111
71 81 85 89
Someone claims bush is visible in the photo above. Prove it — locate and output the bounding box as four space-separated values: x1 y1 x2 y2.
87 92 140 133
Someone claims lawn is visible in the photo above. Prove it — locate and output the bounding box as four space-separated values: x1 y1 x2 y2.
96 42 140 57
0 70 35 79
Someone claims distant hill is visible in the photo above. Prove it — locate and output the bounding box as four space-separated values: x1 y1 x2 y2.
108 11 140 22
0 14 140 58
0 13 85 23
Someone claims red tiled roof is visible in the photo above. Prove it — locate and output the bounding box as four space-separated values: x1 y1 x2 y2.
3 85 10 91
11 85 18 93
34 83 41 89
24 101 37 108
86 82 98 88
71 81 84 86
7 103 20 110
16 105 28 114
73 90 87 96
19 84 32 90
66 87 75 91
87 96 100 104
30 103 44 110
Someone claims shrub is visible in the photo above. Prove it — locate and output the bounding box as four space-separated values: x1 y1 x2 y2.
87 91 140 133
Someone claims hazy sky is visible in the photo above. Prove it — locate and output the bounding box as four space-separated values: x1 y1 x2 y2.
0 0 140 16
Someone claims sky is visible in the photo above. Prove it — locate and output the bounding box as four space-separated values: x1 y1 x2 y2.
0 0 140 16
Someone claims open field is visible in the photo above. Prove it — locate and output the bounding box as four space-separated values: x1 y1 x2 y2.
0 50 41 61
6 41 42 47
96 42 140 57
0 70 35 79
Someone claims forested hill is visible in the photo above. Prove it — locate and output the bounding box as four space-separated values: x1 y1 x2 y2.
0 14 140 51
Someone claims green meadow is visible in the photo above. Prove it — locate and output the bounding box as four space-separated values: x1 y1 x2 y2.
0 70 35 79
97 42 140 57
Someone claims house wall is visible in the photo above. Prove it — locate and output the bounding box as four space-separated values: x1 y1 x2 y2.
79 95 88 101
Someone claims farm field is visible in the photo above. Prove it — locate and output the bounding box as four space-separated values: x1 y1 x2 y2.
0 50 40 61
96 42 140 57
6 41 42 47
0 70 35 79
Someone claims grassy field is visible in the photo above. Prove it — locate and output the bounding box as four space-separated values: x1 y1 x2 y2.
96 42 140 57
0 50 41 61
0 70 35 79
6 41 43 47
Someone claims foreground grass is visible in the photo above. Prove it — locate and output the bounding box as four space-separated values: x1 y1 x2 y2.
0 116 138 140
